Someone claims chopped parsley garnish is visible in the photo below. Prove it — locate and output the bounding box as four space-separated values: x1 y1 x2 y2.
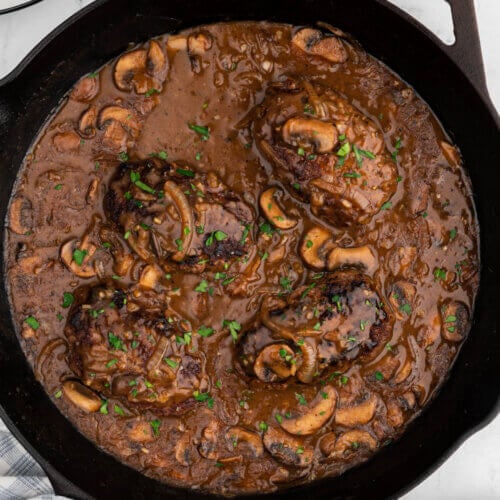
297 147 305 156
188 123 210 140
129 170 155 194
259 421 268 431
301 282 317 299
399 303 412 315
145 87 160 97
296 446 304 455
336 142 351 157
304 103 315 115
374 371 384 381
176 167 195 178
240 224 251 245
259 222 274 236
106 359 118 368
54 390 62 399
195 280 209 293
306 239 314 248
193 390 214 408
343 172 362 178
279 276 292 291
62 292 74 309
25 316 39 330
380 201 392 210
197 325 215 337
99 401 108 414
150 419 161 436
392 137 402 162
108 332 127 351
433 267 447 282
295 392 307 406
449 228 457 241
275 414 283 424
119 151 129 162
205 230 228 246
114 404 125 416
164 357 178 368
123 231 131 240
54 183 63 190
223 319 241 341
72 249 87 266
196 224 205 234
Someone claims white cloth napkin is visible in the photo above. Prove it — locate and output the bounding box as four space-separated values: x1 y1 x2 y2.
0 419 67 500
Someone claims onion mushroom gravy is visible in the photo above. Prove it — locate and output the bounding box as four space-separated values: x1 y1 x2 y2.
5 22 479 495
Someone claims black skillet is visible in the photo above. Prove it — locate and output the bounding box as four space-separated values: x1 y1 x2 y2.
0 0 499 498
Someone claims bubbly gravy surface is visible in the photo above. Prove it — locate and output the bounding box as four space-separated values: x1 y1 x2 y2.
5 22 479 495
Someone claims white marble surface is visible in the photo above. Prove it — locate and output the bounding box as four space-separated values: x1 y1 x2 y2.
0 1 498 498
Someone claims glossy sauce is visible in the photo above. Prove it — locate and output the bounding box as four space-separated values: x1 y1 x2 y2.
5 22 479 495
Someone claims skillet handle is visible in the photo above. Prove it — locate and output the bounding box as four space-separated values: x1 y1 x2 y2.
443 0 490 102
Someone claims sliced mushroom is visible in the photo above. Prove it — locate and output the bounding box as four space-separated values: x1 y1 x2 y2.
187 31 213 55
440 140 461 166
78 106 98 138
292 28 347 64
280 385 337 436
175 432 196 466
167 35 188 52
198 423 219 459
226 427 264 458
440 299 469 342
138 264 162 289
53 131 81 153
321 430 377 458
296 338 318 384
254 344 297 383
282 117 338 153
335 393 378 427
327 245 377 275
62 380 102 412
114 48 148 92
147 40 167 77
9 196 33 235
60 236 97 278
127 420 155 443
259 187 297 230
300 226 332 269
98 106 140 138
263 427 313 468
70 75 99 102
389 280 416 320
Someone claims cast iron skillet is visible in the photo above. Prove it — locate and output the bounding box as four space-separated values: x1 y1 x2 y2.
0 0 499 498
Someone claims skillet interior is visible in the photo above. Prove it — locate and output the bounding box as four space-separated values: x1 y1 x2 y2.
0 0 498 498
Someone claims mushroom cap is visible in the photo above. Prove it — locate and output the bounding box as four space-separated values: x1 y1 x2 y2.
62 380 102 412
254 343 297 383
280 385 337 435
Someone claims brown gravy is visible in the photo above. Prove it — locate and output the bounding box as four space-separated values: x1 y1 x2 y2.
5 22 479 495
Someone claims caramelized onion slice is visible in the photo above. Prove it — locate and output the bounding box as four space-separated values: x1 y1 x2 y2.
163 180 194 262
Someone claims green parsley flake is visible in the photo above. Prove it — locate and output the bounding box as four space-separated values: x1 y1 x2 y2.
223 319 241 341
62 292 74 309
188 123 210 140
197 325 215 337
72 248 87 266
25 316 39 330
150 419 161 436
